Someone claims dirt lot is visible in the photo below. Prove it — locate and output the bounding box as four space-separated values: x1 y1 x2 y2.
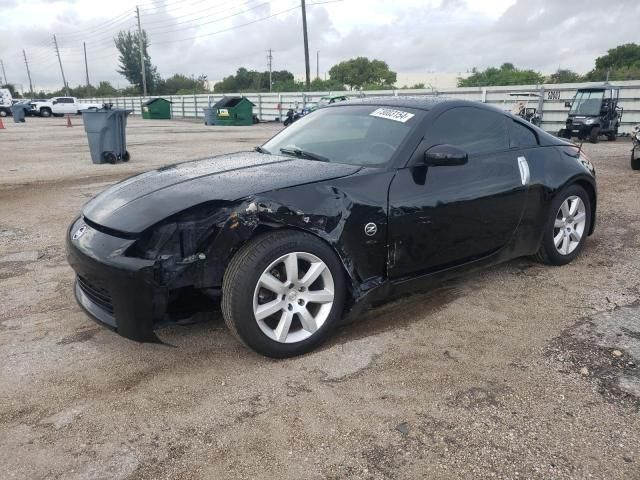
1 116 639 479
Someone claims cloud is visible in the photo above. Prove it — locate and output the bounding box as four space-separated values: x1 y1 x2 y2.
1 0 639 92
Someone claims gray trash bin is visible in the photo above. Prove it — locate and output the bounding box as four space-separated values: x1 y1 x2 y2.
203 107 216 126
10 104 26 123
81 107 132 164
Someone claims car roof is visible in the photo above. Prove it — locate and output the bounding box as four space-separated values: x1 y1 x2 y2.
328 96 511 113
332 95 450 111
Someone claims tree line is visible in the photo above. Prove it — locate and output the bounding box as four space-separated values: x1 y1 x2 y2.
459 43 640 87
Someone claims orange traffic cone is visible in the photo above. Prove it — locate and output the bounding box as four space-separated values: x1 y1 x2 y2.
0 116 5 129
66 114 72 127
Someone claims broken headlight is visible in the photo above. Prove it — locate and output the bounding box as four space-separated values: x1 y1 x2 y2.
126 206 229 261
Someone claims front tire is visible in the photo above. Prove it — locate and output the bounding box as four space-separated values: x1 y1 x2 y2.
40 108 52 118
589 126 600 143
536 184 591 266
222 230 346 358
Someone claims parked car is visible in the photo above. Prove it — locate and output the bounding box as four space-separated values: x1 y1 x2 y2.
67 98 597 357
30 96 102 117
316 95 349 108
13 99 40 116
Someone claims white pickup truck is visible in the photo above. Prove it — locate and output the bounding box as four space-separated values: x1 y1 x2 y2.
0 88 12 117
30 96 102 117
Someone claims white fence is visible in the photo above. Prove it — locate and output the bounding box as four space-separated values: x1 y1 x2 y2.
81 80 640 134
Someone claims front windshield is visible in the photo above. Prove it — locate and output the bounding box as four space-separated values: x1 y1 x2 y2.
263 105 420 166
569 90 604 116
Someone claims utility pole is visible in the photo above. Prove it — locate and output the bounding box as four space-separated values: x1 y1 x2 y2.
316 50 319 79
267 48 273 92
22 50 34 95
136 6 148 97
301 0 311 90
83 41 91 95
53 34 70 96
1 59 8 86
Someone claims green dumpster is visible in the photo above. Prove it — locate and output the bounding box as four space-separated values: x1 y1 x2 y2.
141 98 172 119
213 96 255 126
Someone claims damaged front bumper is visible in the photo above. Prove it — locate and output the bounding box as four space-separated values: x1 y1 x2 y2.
66 217 169 343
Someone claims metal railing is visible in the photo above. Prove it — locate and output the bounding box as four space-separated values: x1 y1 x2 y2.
81 79 640 134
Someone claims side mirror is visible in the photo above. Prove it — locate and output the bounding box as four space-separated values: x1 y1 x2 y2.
52 100 58 105
564 101 572 108
424 144 468 166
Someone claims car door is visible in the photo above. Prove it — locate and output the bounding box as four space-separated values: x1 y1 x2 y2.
57 97 73 114
387 106 529 279
52 98 63 114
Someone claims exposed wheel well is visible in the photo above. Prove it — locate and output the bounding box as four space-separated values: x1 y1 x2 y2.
573 179 597 235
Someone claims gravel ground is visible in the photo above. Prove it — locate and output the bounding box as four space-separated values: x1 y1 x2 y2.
0 117 639 479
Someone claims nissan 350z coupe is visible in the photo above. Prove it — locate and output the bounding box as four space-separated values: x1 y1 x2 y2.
67 98 597 357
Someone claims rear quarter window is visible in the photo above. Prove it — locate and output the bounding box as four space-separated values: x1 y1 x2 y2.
509 120 538 148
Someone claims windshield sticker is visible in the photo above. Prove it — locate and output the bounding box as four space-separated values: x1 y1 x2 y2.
370 108 415 123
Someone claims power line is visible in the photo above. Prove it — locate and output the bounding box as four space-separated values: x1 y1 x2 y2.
147 0 341 45
144 1 277 37
149 4 299 45
139 0 211 15
55 9 135 41
4 0 341 91
142 0 265 27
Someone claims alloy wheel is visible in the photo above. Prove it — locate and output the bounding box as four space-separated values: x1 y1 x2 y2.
252 252 335 343
553 195 587 255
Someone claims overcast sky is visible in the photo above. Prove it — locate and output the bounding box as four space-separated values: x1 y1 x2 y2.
1 0 639 92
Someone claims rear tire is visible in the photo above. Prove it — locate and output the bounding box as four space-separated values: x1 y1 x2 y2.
102 152 117 164
589 126 600 143
122 151 130 162
222 230 346 358
607 132 617 141
536 184 591 266
0 109 7 117
631 149 640 170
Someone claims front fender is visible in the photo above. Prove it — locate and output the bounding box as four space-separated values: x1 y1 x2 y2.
198 171 392 304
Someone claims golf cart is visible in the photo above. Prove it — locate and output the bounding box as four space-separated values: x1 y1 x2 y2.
558 84 622 143
631 125 640 170
508 92 542 126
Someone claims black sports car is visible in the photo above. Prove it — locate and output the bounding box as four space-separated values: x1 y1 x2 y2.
67 97 597 357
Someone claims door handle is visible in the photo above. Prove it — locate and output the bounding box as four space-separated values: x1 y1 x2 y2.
517 156 530 186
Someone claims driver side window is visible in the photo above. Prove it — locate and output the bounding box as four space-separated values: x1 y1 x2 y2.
427 107 509 155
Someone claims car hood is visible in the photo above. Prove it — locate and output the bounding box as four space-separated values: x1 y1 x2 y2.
82 151 361 234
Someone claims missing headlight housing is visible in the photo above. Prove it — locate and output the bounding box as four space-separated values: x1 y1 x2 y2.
125 203 232 261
